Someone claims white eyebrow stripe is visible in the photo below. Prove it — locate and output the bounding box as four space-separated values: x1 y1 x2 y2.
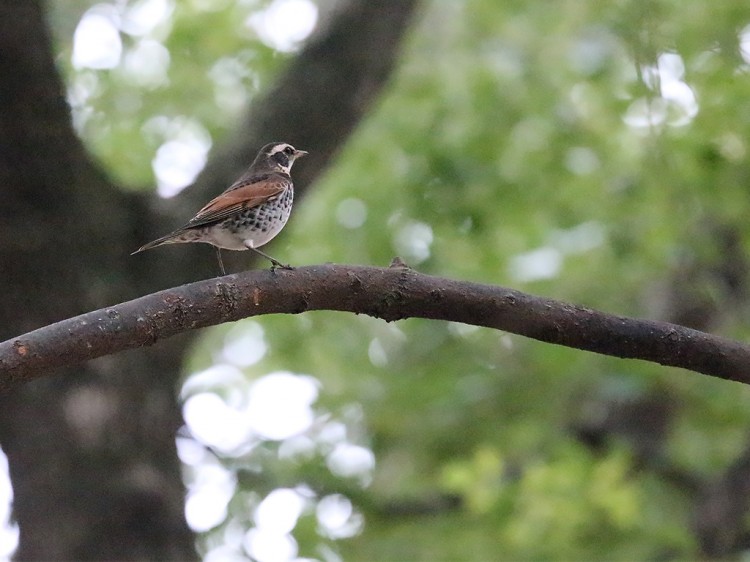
269 143 292 155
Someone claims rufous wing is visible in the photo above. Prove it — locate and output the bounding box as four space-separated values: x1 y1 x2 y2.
185 175 290 228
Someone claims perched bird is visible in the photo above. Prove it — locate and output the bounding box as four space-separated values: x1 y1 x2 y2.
133 142 307 274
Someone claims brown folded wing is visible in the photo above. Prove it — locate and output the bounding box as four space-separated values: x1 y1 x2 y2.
184 175 290 228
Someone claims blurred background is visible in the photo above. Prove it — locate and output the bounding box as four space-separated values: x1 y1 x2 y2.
3 0 750 560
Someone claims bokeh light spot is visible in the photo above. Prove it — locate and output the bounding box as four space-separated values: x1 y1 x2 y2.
246 0 318 53
72 9 122 69
247 373 318 440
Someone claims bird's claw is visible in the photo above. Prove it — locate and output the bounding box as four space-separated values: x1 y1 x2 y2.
270 261 294 272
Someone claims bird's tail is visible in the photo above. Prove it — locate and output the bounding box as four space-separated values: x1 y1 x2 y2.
131 229 197 255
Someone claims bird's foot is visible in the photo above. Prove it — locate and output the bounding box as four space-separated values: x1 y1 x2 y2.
270 260 295 271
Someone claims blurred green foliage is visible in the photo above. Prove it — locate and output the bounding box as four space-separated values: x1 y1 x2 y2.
53 0 750 559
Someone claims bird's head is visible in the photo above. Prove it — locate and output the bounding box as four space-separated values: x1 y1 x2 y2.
257 142 308 174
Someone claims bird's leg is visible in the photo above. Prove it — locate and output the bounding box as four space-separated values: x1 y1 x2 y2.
215 247 226 275
245 245 294 270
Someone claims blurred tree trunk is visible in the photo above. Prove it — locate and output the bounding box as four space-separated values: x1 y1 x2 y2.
0 0 417 559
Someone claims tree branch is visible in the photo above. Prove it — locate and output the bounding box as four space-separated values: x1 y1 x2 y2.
2 263 749 387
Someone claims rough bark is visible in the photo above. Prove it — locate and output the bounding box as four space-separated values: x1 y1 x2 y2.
0 0 418 558
3 263 749 384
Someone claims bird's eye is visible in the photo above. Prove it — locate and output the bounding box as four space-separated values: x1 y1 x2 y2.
284 146 295 155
